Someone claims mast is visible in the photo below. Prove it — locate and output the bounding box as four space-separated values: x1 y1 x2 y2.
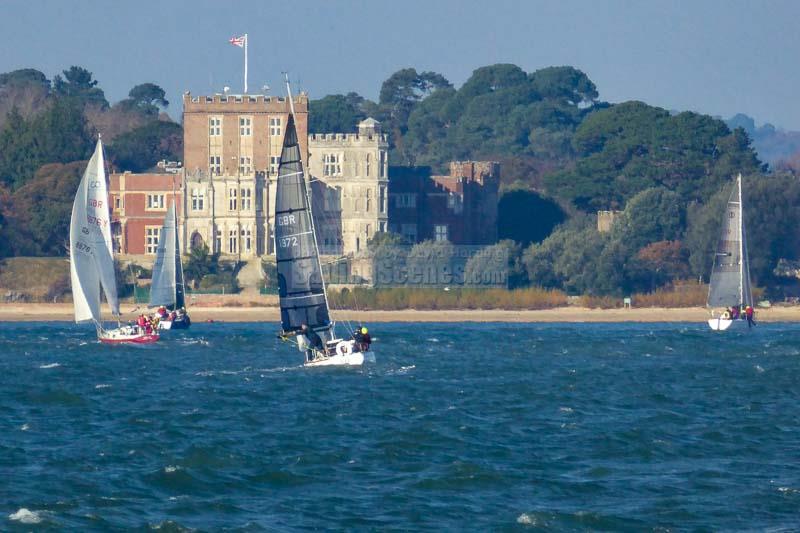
738 174 744 307
284 74 334 335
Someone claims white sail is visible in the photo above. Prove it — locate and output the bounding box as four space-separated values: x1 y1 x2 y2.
707 174 753 308
69 139 119 323
149 202 177 308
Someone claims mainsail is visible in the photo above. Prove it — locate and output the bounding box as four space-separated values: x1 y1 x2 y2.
274 113 331 337
707 174 753 308
69 139 120 323
149 201 184 309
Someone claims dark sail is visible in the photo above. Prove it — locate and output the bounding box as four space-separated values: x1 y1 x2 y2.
174 204 186 310
274 114 330 334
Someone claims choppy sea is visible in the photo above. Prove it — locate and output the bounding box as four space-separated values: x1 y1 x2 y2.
2 321 800 531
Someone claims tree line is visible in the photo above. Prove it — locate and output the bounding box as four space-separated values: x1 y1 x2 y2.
0 66 182 255
1 62 799 299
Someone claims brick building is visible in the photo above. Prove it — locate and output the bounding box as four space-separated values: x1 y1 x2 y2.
109 172 182 258
182 91 308 258
388 161 499 245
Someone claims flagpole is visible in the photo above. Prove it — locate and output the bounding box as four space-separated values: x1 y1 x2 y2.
244 33 248 94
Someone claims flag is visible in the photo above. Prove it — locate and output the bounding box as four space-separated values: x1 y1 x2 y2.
229 35 246 48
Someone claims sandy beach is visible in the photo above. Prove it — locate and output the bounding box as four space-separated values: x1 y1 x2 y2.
1 303 799 323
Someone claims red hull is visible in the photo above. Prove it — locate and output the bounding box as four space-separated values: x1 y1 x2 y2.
99 334 160 345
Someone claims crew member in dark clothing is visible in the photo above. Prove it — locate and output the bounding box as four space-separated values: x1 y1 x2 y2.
353 326 371 351
301 323 324 361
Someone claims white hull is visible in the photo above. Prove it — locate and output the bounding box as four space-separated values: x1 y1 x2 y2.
304 351 375 367
159 320 173 330
707 317 751 331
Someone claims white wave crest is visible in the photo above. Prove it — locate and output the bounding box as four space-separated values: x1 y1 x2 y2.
9 508 42 524
517 513 538 526
39 363 60 369
95 384 112 389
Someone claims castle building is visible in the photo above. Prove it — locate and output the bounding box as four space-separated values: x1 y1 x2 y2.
181 91 308 258
388 161 500 245
307 118 389 255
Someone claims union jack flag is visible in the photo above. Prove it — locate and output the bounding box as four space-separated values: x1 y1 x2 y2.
229 35 246 47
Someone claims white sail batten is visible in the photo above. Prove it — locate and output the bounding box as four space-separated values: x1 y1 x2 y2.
707 174 753 309
149 202 177 308
69 139 119 323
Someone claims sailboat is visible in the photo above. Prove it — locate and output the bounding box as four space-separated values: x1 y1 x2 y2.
707 173 754 331
275 78 375 367
149 200 190 330
70 139 159 344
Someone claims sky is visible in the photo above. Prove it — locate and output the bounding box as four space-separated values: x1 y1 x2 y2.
1 0 799 128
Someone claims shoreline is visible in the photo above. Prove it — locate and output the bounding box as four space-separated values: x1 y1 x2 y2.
1 303 799 323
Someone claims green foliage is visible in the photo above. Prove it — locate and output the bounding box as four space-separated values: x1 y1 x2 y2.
261 259 278 289
497 189 566 247
546 102 763 210
611 187 685 251
0 68 50 91
183 244 219 288
108 121 182 172
0 98 93 189
309 93 377 133
10 161 85 256
52 66 108 108
118 83 169 117
464 239 527 289
198 272 239 293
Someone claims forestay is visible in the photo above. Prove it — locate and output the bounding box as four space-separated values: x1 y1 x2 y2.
707 174 753 308
274 114 331 336
69 139 120 323
149 201 184 309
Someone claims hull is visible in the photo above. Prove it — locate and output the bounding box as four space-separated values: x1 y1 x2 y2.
707 317 752 331
304 351 374 367
157 316 191 331
99 327 160 344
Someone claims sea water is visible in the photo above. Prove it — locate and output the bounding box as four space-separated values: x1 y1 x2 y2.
1 321 799 530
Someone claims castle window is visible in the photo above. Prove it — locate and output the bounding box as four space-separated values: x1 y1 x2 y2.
379 221 387 232
241 188 252 210
114 196 122 211
209 155 221 175
209 116 222 136
270 117 282 137
146 194 165 210
239 156 252 175
401 223 417 242
366 199 371 212
228 229 238 254
366 153 371 176
191 189 205 211
379 186 386 213
269 156 280 174
145 226 160 254
395 193 416 208
243 227 252 252
239 116 252 136
215 229 222 253
379 151 386 177
228 188 238 211
435 225 448 242
323 153 342 176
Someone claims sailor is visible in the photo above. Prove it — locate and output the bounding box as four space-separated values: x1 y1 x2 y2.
359 327 371 351
731 306 740 320
745 305 755 327
157 306 168 319
136 314 147 333
300 323 324 361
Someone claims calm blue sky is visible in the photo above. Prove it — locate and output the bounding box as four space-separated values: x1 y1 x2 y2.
2 0 799 128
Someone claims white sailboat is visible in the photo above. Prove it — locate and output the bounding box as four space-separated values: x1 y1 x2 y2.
70 139 159 344
707 174 755 331
149 200 190 330
274 79 375 367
